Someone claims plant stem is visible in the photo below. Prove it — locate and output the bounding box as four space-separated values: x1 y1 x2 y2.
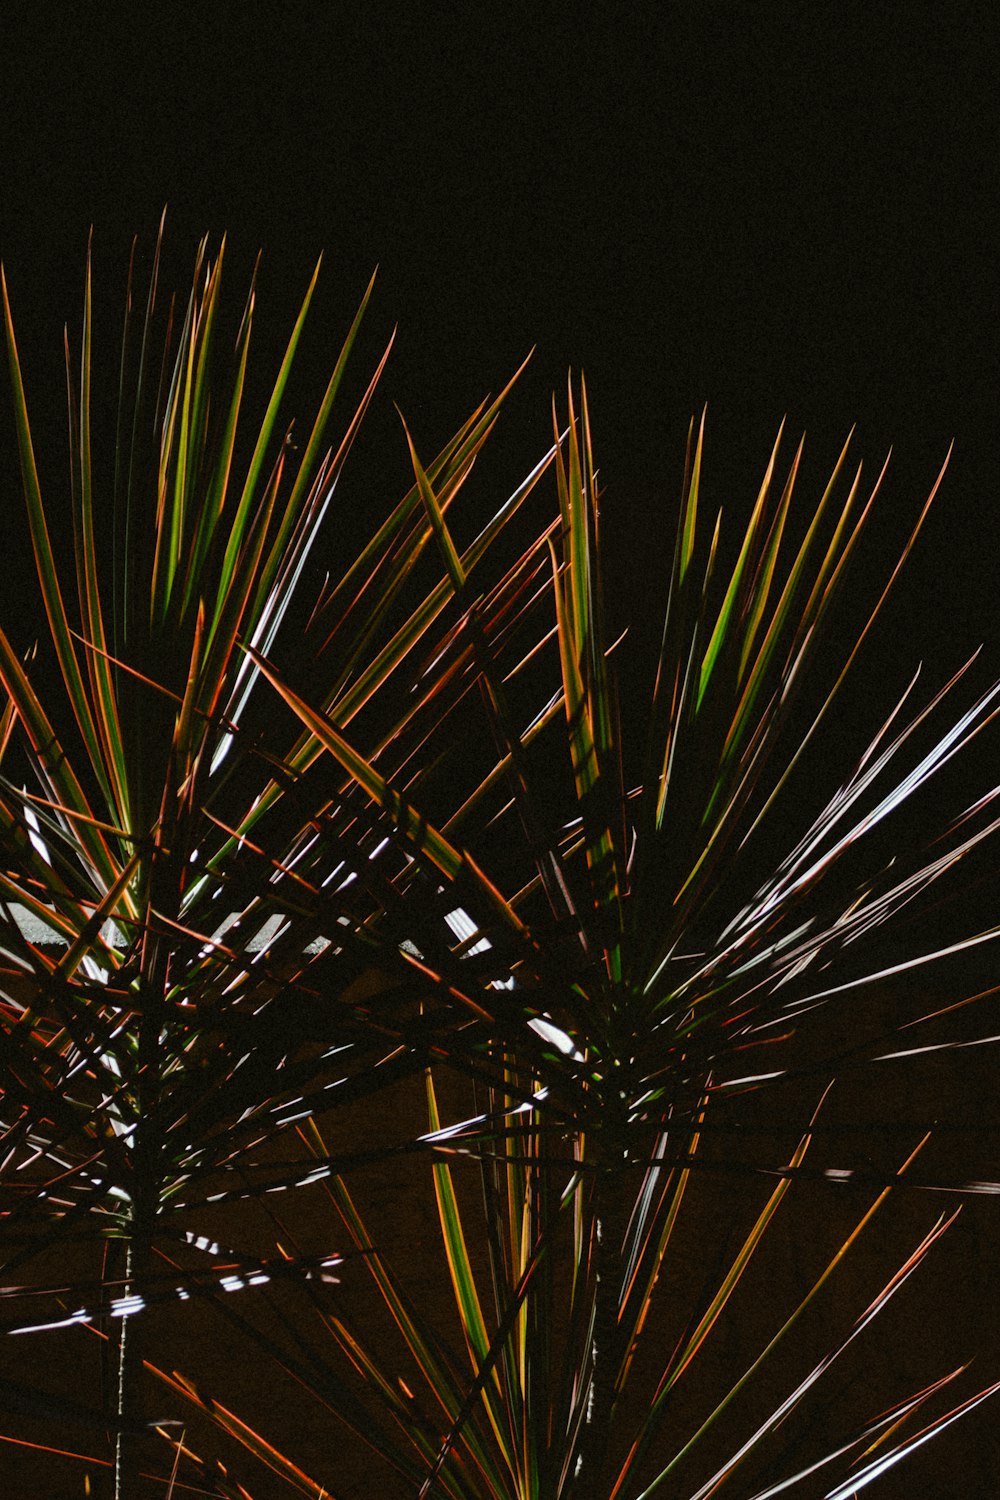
573 1094 630 1499
113 959 166 1498
113 1195 154 1498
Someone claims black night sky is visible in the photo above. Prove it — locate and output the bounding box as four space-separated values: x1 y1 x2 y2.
1 4 998 1495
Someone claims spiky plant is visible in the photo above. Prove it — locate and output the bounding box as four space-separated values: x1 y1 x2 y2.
2 228 998 1498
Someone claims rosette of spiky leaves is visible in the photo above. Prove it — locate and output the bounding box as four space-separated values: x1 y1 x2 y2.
0 227 559 1492
224 384 1000 1500
3 220 1000 1499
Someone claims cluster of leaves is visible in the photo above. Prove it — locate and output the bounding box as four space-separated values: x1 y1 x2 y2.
1 227 999 1499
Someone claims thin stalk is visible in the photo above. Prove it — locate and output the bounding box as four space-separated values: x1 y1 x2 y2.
113 1174 156 1497
113 939 169 1497
573 1093 631 1498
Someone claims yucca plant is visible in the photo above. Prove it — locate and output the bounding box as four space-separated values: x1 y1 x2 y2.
0 223 550 1496
1 228 998 1499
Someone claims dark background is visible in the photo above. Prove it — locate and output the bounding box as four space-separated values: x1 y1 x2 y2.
1 3 997 1495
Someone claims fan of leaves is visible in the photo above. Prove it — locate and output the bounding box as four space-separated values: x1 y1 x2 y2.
1 228 999 1498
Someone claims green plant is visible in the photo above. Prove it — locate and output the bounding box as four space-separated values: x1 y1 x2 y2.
2 227 998 1498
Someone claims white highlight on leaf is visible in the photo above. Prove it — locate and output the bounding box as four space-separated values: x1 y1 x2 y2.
10 1309 92 1335
23 801 52 866
528 1015 584 1060
445 906 492 956
110 1294 145 1318
185 1232 221 1256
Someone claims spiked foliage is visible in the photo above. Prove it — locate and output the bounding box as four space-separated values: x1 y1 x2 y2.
1 230 999 1498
